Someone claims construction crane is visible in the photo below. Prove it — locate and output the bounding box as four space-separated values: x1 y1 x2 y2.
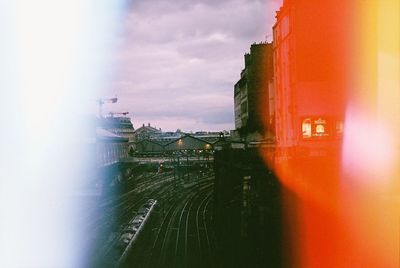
97 97 118 117
108 112 129 117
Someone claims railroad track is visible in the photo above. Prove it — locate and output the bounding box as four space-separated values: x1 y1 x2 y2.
92 171 215 265
88 171 184 263
135 177 215 268
82 167 216 267
181 185 214 268
144 178 213 267
196 192 213 260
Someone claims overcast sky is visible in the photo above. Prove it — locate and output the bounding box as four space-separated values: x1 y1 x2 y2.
103 0 282 132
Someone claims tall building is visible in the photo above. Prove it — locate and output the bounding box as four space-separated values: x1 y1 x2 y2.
273 0 348 152
270 1 398 267
234 43 274 140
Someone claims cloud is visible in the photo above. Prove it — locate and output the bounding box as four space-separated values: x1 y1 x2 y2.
103 0 281 131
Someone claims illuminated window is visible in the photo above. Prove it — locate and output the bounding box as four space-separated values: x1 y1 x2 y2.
315 124 325 134
313 118 328 137
302 118 312 138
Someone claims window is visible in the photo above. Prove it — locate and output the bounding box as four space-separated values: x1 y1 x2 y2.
315 124 325 134
241 101 248 114
302 118 312 138
313 118 328 137
302 117 330 139
281 15 290 39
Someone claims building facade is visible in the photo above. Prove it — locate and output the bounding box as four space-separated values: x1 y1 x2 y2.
273 0 347 154
132 123 162 142
234 43 274 141
99 115 135 142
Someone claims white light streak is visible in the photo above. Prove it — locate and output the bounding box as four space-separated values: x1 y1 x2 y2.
0 1 125 267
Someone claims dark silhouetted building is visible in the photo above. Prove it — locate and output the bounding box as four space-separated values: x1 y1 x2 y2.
234 43 274 141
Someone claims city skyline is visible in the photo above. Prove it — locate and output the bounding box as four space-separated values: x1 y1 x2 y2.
102 0 282 132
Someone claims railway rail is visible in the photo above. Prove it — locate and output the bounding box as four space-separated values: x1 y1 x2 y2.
86 167 216 267
124 177 216 268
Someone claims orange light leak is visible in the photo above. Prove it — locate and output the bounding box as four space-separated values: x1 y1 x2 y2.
261 0 400 267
